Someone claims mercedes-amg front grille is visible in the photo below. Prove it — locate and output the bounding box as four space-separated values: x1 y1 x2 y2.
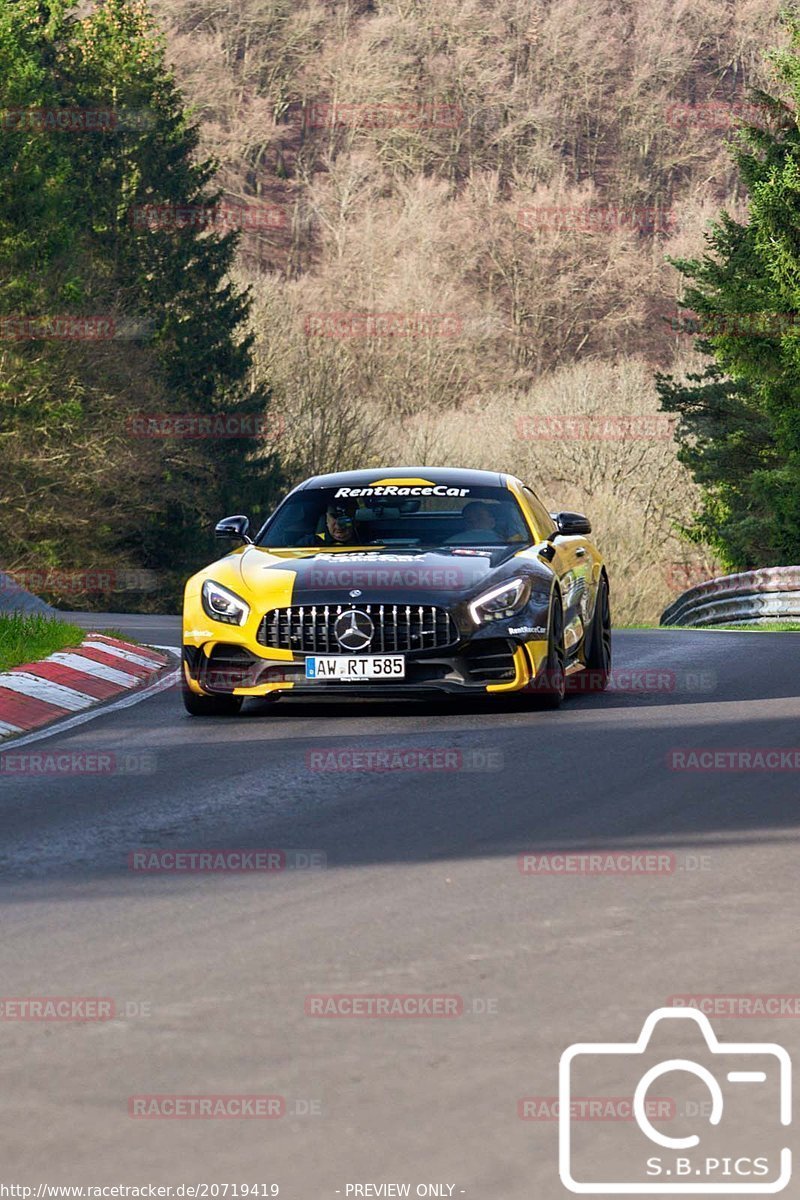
258 604 457 654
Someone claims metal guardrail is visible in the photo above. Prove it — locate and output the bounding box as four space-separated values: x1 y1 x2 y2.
660 566 800 627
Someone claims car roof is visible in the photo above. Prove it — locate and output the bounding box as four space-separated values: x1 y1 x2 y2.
296 467 507 490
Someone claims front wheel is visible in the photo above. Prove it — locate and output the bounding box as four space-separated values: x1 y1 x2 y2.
583 574 612 690
526 594 566 709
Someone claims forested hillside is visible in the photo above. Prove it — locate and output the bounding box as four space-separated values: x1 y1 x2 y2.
1 0 791 619
151 0 786 619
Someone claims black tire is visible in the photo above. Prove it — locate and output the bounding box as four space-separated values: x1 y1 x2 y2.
583 573 612 691
181 672 243 717
527 593 566 709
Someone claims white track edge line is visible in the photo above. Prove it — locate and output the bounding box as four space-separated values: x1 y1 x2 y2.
0 662 180 751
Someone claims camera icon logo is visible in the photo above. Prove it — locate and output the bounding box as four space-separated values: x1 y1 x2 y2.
559 1006 791 1193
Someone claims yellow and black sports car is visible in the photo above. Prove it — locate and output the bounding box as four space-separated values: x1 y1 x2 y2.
181 467 611 714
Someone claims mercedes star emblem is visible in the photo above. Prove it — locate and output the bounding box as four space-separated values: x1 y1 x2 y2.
334 608 374 651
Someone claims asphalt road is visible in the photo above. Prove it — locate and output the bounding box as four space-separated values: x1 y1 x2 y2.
1 621 799 1195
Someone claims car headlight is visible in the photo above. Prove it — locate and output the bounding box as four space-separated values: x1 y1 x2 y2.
469 577 532 624
201 579 250 626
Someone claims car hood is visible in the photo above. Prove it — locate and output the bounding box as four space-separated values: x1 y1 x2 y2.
235 544 533 606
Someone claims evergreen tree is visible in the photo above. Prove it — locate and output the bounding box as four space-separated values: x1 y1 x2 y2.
0 0 281 608
657 10 800 568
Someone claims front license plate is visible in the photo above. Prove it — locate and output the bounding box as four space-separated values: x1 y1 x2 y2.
305 655 405 680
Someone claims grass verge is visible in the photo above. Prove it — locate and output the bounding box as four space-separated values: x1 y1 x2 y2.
98 627 141 645
0 613 83 672
618 622 800 630
676 621 800 632
690 624 800 633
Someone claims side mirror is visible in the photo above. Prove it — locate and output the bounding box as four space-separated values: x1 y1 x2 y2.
215 514 252 543
554 510 591 536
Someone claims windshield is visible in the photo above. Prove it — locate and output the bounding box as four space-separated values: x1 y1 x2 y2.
257 484 532 550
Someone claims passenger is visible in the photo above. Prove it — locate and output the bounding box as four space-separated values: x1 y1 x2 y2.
461 502 497 532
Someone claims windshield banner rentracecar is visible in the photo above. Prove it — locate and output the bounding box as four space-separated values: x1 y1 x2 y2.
334 485 471 498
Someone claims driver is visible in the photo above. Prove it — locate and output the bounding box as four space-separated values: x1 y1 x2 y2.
301 500 362 545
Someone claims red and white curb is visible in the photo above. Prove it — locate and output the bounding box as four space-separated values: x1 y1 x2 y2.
0 634 172 741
